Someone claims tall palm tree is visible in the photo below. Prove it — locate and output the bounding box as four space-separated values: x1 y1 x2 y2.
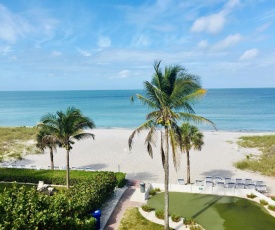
129 61 214 230
38 107 95 189
180 123 204 184
36 127 60 170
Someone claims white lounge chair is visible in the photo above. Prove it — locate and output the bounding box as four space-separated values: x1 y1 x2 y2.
225 177 231 184
246 184 256 189
178 179 185 185
236 183 245 189
206 181 213 186
256 185 267 193
245 179 252 185
37 181 48 192
226 182 235 188
217 182 225 188
196 180 204 186
236 178 243 184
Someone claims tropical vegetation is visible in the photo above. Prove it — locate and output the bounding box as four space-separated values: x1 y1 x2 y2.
36 127 60 169
0 168 126 188
0 127 38 162
179 123 204 183
235 135 275 176
129 61 214 229
38 107 95 188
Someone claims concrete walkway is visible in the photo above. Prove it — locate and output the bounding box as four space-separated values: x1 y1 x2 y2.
104 180 143 230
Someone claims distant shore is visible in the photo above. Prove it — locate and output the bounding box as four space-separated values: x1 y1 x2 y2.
14 128 275 194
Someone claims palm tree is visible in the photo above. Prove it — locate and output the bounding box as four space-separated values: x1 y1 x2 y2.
180 123 204 184
38 107 95 189
129 61 214 230
36 127 60 170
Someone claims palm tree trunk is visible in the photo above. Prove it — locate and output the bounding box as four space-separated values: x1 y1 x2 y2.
164 127 169 230
187 150 190 184
66 149 70 189
50 147 54 170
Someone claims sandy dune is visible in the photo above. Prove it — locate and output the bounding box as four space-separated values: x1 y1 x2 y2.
17 129 275 195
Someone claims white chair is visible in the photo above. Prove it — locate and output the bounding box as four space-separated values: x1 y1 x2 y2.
196 180 204 186
236 178 243 184
206 181 213 186
85 167 92 171
236 183 245 189
214 176 223 184
256 181 264 186
37 181 48 192
246 184 256 189
217 182 225 188
256 185 267 193
178 179 185 185
227 182 235 188
245 179 252 185
205 176 212 181
225 177 231 184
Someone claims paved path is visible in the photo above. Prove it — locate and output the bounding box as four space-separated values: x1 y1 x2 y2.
104 181 143 230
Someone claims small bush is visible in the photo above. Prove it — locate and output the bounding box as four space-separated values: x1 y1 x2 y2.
184 218 195 225
141 205 154 212
260 199 268 205
271 197 275 201
155 187 161 192
171 214 181 222
155 210 164 220
268 205 275 211
190 225 203 230
247 193 257 199
149 189 156 196
114 172 126 188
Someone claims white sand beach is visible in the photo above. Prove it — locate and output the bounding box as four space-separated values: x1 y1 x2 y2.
17 129 275 195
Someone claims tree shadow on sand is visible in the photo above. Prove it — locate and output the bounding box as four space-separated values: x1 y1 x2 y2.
127 171 159 181
81 163 108 170
201 169 235 178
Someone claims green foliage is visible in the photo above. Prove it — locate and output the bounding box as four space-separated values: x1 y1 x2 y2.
0 127 38 162
260 199 268 205
0 185 96 230
268 204 275 211
271 197 275 201
236 135 275 176
247 193 257 199
0 168 125 188
141 205 154 212
155 210 164 219
115 172 127 187
149 189 156 196
184 218 196 225
155 187 161 192
171 213 181 222
189 225 203 230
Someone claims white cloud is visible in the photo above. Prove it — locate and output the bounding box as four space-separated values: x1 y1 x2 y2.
76 47 92 57
118 70 130 78
190 0 240 34
191 12 226 34
198 40 208 48
51 51 62 56
97 36 111 48
133 35 151 47
239 49 259 60
256 22 271 33
214 33 242 49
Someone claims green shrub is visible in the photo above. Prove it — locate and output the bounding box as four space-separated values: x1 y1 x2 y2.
171 214 181 222
271 197 275 201
268 204 275 211
0 185 96 230
141 205 154 212
149 189 156 196
247 193 257 199
260 199 268 205
114 172 126 188
0 168 124 188
184 218 195 225
155 210 164 219
154 187 161 192
190 225 203 230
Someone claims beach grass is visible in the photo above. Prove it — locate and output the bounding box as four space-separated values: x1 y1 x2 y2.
0 127 38 162
235 135 275 176
118 207 167 230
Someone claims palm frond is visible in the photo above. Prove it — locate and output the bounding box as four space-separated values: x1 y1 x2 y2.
145 126 157 158
177 112 216 129
160 131 165 169
169 127 181 171
73 132 95 141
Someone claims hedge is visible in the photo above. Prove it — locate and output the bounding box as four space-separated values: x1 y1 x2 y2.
0 168 126 188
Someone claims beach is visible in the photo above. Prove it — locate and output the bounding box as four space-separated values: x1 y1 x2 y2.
17 128 275 195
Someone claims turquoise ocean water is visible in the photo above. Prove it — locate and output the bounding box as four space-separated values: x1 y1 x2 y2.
0 88 274 131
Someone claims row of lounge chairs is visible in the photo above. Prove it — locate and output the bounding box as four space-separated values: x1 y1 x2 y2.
178 176 267 193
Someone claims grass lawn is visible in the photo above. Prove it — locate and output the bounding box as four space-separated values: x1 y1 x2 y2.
118 207 166 230
235 135 275 176
148 192 275 230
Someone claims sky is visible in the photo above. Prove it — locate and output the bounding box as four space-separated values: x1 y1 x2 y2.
0 0 275 90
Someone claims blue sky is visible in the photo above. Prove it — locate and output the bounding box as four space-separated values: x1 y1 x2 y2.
0 0 274 90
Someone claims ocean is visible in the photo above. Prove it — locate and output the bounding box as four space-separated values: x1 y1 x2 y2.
0 88 274 131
